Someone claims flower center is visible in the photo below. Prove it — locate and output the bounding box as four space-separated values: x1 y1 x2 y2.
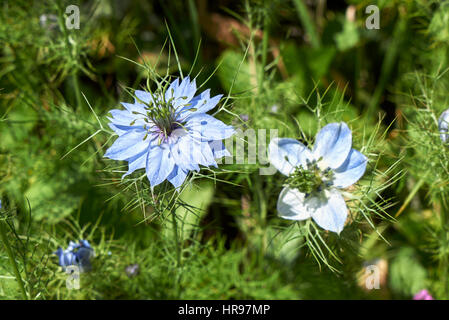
147 104 178 137
285 159 334 196
131 91 184 142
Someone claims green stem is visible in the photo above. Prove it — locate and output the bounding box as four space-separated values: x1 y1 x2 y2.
171 211 181 267
366 17 407 119
159 0 190 60
255 175 267 263
395 178 425 217
258 15 270 92
441 246 449 298
57 4 82 110
72 73 82 109
0 221 28 300
293 0 320 48
440 195 449 299
354 45 362 107
188 0 200 50
170 211 182 297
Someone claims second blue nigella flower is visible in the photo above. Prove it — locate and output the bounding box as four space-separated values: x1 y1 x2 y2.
269 122 367 234
105 76 235 188
54 240 94 273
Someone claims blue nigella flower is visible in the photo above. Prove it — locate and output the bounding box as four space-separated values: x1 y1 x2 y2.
104 76 235 188
269 122 367 234
54 240 94 272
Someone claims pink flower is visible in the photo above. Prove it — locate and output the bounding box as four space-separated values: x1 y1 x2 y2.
413 289 434 300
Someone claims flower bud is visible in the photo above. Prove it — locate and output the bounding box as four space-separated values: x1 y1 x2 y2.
438 109 449 143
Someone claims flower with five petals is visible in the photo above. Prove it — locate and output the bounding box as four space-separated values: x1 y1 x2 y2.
269 122 367 234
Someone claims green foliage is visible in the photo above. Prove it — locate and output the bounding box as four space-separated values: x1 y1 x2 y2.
1 0 449 300
389 247 428 297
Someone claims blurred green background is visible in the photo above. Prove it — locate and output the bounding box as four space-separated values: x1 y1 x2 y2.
1 0 449 299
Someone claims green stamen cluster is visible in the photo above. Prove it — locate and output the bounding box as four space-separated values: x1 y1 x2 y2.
285 159 334 195
130 88 190 140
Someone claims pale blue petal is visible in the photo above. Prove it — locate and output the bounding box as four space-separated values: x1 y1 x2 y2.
209 140 231 159
190 137 217 167
333 149 367 188
186 114 235 141
109 109 135 122
122 150 147 178
167 165 188 188
55 248 65 265
167 77 186 101
199 93 222 113
108 122 128 135
134 90 154 105
146 145 175 187
181 76 196 101
165 78 180 101
58 250 76 267
108 109 147 128
310 190 348 234
184 89 210 110
172 134 216 168
121 102 147 114
169 76 197 109
67 241 78 251
277 187 312 220
104 130 150 160
64 252 77 266
179 91 222 119
313 122 352 169
268 138 313 176
107 118 148 136
176 89 209 118
165 78 179 101
176 76 195 99
170 135 201 171
168 129 195 170
165 76 196 108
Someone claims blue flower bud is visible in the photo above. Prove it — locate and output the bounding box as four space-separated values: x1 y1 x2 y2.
125 264 140 278
54 240 94 273
439 109 449 143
